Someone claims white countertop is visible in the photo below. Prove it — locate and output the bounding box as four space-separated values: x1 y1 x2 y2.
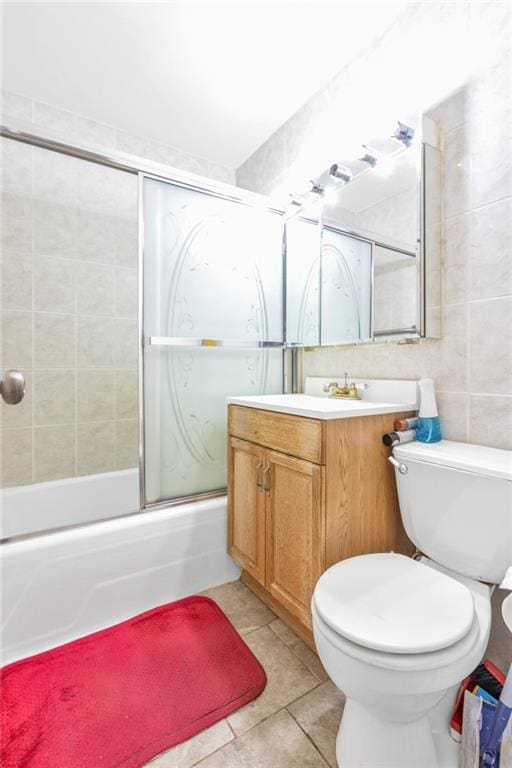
227 393 417 420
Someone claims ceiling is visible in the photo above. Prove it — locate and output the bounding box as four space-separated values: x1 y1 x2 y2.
1 1 406 168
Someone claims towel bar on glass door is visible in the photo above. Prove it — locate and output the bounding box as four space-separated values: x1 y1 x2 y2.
146 337 285 349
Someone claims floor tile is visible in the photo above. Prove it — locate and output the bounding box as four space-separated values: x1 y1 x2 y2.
288 681 345 768
269 619 329 682
196 709 329 767
227 625 319 736
144 720 234 768
202 580 276 635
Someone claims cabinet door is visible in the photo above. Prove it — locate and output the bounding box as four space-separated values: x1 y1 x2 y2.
265 450 325 627
228 437 266 585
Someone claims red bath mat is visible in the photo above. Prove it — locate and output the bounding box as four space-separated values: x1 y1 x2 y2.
1 595 266 768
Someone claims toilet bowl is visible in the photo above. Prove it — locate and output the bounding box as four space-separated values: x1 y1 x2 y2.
312 440 511 768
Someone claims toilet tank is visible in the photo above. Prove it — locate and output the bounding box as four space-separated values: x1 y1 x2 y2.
392 441 512 584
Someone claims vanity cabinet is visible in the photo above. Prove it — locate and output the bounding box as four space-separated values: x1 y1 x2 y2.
227 404 415 647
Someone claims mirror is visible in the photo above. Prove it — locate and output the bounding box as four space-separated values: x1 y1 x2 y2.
284 115 442 346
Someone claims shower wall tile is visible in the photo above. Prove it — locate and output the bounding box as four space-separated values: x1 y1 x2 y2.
114 318 137 368
34 370 76 426
34 424 76 482
33 101 76 134
436 392 468 442
34 255 76 313
443 215 470 305
77 262 114 316
114 370 138 421
77 315 114 368
1 428 33 487
76 116 115 148
33 150 77 258
1 371 33 429
1 251 33 310
2 89 237 486
114 419 138 470
77 421 115 476
1 310 33 369
34 312 75 369
148 141 181 168
1 90 33 121
78 370 114 423
114 267 137 318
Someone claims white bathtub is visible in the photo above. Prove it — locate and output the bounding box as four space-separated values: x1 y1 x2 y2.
0 474 240 665
1 468 141 539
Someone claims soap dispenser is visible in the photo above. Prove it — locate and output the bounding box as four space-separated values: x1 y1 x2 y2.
416 378 442 443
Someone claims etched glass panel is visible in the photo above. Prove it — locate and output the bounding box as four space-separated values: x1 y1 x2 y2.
321 227 373 345
285 216 321 347
142 177 284 504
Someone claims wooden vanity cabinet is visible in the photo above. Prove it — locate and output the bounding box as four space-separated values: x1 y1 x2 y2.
227 404 414 647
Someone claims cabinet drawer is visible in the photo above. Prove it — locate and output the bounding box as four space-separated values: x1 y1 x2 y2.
228 405 324 464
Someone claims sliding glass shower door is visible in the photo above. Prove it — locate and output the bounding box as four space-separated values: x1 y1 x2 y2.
141 176 284 506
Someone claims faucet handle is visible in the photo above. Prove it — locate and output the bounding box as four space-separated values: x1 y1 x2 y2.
323 381 338 393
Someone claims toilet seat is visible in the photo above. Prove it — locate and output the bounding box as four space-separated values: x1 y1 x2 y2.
313 553 475 654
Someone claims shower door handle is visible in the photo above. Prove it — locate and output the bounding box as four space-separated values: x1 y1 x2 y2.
0 369 26 405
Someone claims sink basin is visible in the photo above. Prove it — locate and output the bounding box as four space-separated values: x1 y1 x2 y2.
227 383 418 420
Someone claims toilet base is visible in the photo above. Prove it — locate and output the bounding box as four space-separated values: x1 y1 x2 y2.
337 698 460 768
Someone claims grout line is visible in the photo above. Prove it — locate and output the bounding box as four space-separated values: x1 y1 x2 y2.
286 706 333 767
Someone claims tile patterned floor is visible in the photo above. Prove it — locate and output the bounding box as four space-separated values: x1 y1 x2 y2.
145 579 511 768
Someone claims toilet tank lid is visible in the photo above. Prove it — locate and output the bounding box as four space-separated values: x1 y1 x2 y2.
394 440 512 481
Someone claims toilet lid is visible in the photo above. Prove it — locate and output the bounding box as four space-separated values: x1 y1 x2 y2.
313 553 475 654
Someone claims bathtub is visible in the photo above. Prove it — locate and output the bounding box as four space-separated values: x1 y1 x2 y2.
0 473 240 665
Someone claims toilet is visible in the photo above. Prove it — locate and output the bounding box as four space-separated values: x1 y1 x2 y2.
312 440 512 768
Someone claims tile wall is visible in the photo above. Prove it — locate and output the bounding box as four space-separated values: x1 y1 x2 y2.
0 93 236 487
236 2 512 450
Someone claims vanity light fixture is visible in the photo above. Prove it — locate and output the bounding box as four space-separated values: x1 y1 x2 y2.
392 121 415 147
358 152 378 168
329 164 353 184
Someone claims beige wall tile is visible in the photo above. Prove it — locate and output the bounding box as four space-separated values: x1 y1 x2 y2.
114 419 138 469
1 90 33 121
77 161 116 263
76 116 115 148
469 297 512 395
115 130 151 158
34 424 75 481
115 173 138 268
469 395 512 450
1 251 33 310
443 215 469 305
179 153 209 177
33 101 76 134
77 262 114 316
469 198 512 300
34 255 76 313
147 141 181 168
443 125 470 219
114 370 138 420
1 427 33 486
33 147 77 258
1 310 33 369
34 370 76 426
115 318 137 368
34 312 75 369
1 138 32 253
114 267 137 318
77 421 114 475
1 371 32 429
436 392 468 442
78 369 114 422
77 315 114 368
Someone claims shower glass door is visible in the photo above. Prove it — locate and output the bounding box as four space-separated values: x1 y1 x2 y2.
142 176 284 506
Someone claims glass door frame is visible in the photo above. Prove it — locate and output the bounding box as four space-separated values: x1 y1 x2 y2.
138 171 292 511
